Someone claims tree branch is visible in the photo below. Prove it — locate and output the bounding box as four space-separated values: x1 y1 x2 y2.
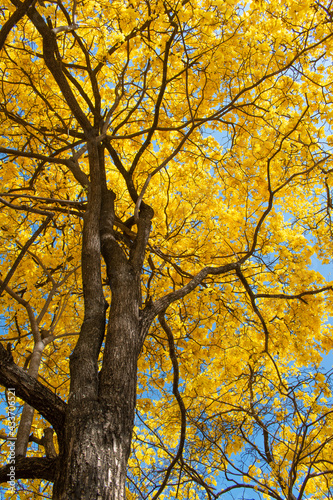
255 285 333 300
147 262 239 318
152 313 187 500
139 262 240 346
0 456 57 483
236 267 270 352
0 0 35 51
0 215 53 297
0 343 66 436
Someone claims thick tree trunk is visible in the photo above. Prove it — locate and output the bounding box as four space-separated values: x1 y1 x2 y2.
53 274 141 499
53 400 134 500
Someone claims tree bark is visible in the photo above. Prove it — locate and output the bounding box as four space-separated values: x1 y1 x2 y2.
53 401 133 500
0 343 66 435
50 138 146 497
0 457 57 482
16 340 45 457
53 284 140 499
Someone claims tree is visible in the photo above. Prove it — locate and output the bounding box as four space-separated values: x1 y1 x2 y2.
0 0 333 497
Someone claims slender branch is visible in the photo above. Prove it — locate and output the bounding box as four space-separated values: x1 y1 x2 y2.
152 313 187 500
0 279 40 343
139 261 240 349
0 193 87 208
0 215 53 297
0 146 89 187
236 267 270 352
144 262 239 322
256 285 333 300
0 196 54 217
0 146 77 166
129 23 178 176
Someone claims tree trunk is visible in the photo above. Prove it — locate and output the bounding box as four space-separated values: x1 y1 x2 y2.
53 400 133 500
53 275 141 499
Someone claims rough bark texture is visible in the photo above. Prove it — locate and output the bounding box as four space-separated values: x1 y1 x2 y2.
53 262 142 498
50 135 151 497
0 343 66 436
53 402 133 499
0 457 57 482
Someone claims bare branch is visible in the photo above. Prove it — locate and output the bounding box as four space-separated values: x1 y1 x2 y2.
134 174 152 224
149 262 239 317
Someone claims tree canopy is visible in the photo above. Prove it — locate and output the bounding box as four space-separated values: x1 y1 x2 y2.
0 0 333 498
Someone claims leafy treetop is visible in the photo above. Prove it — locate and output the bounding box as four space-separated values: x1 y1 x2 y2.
0 0 333 497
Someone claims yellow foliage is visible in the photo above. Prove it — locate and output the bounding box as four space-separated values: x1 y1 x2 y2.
0 0 333 497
